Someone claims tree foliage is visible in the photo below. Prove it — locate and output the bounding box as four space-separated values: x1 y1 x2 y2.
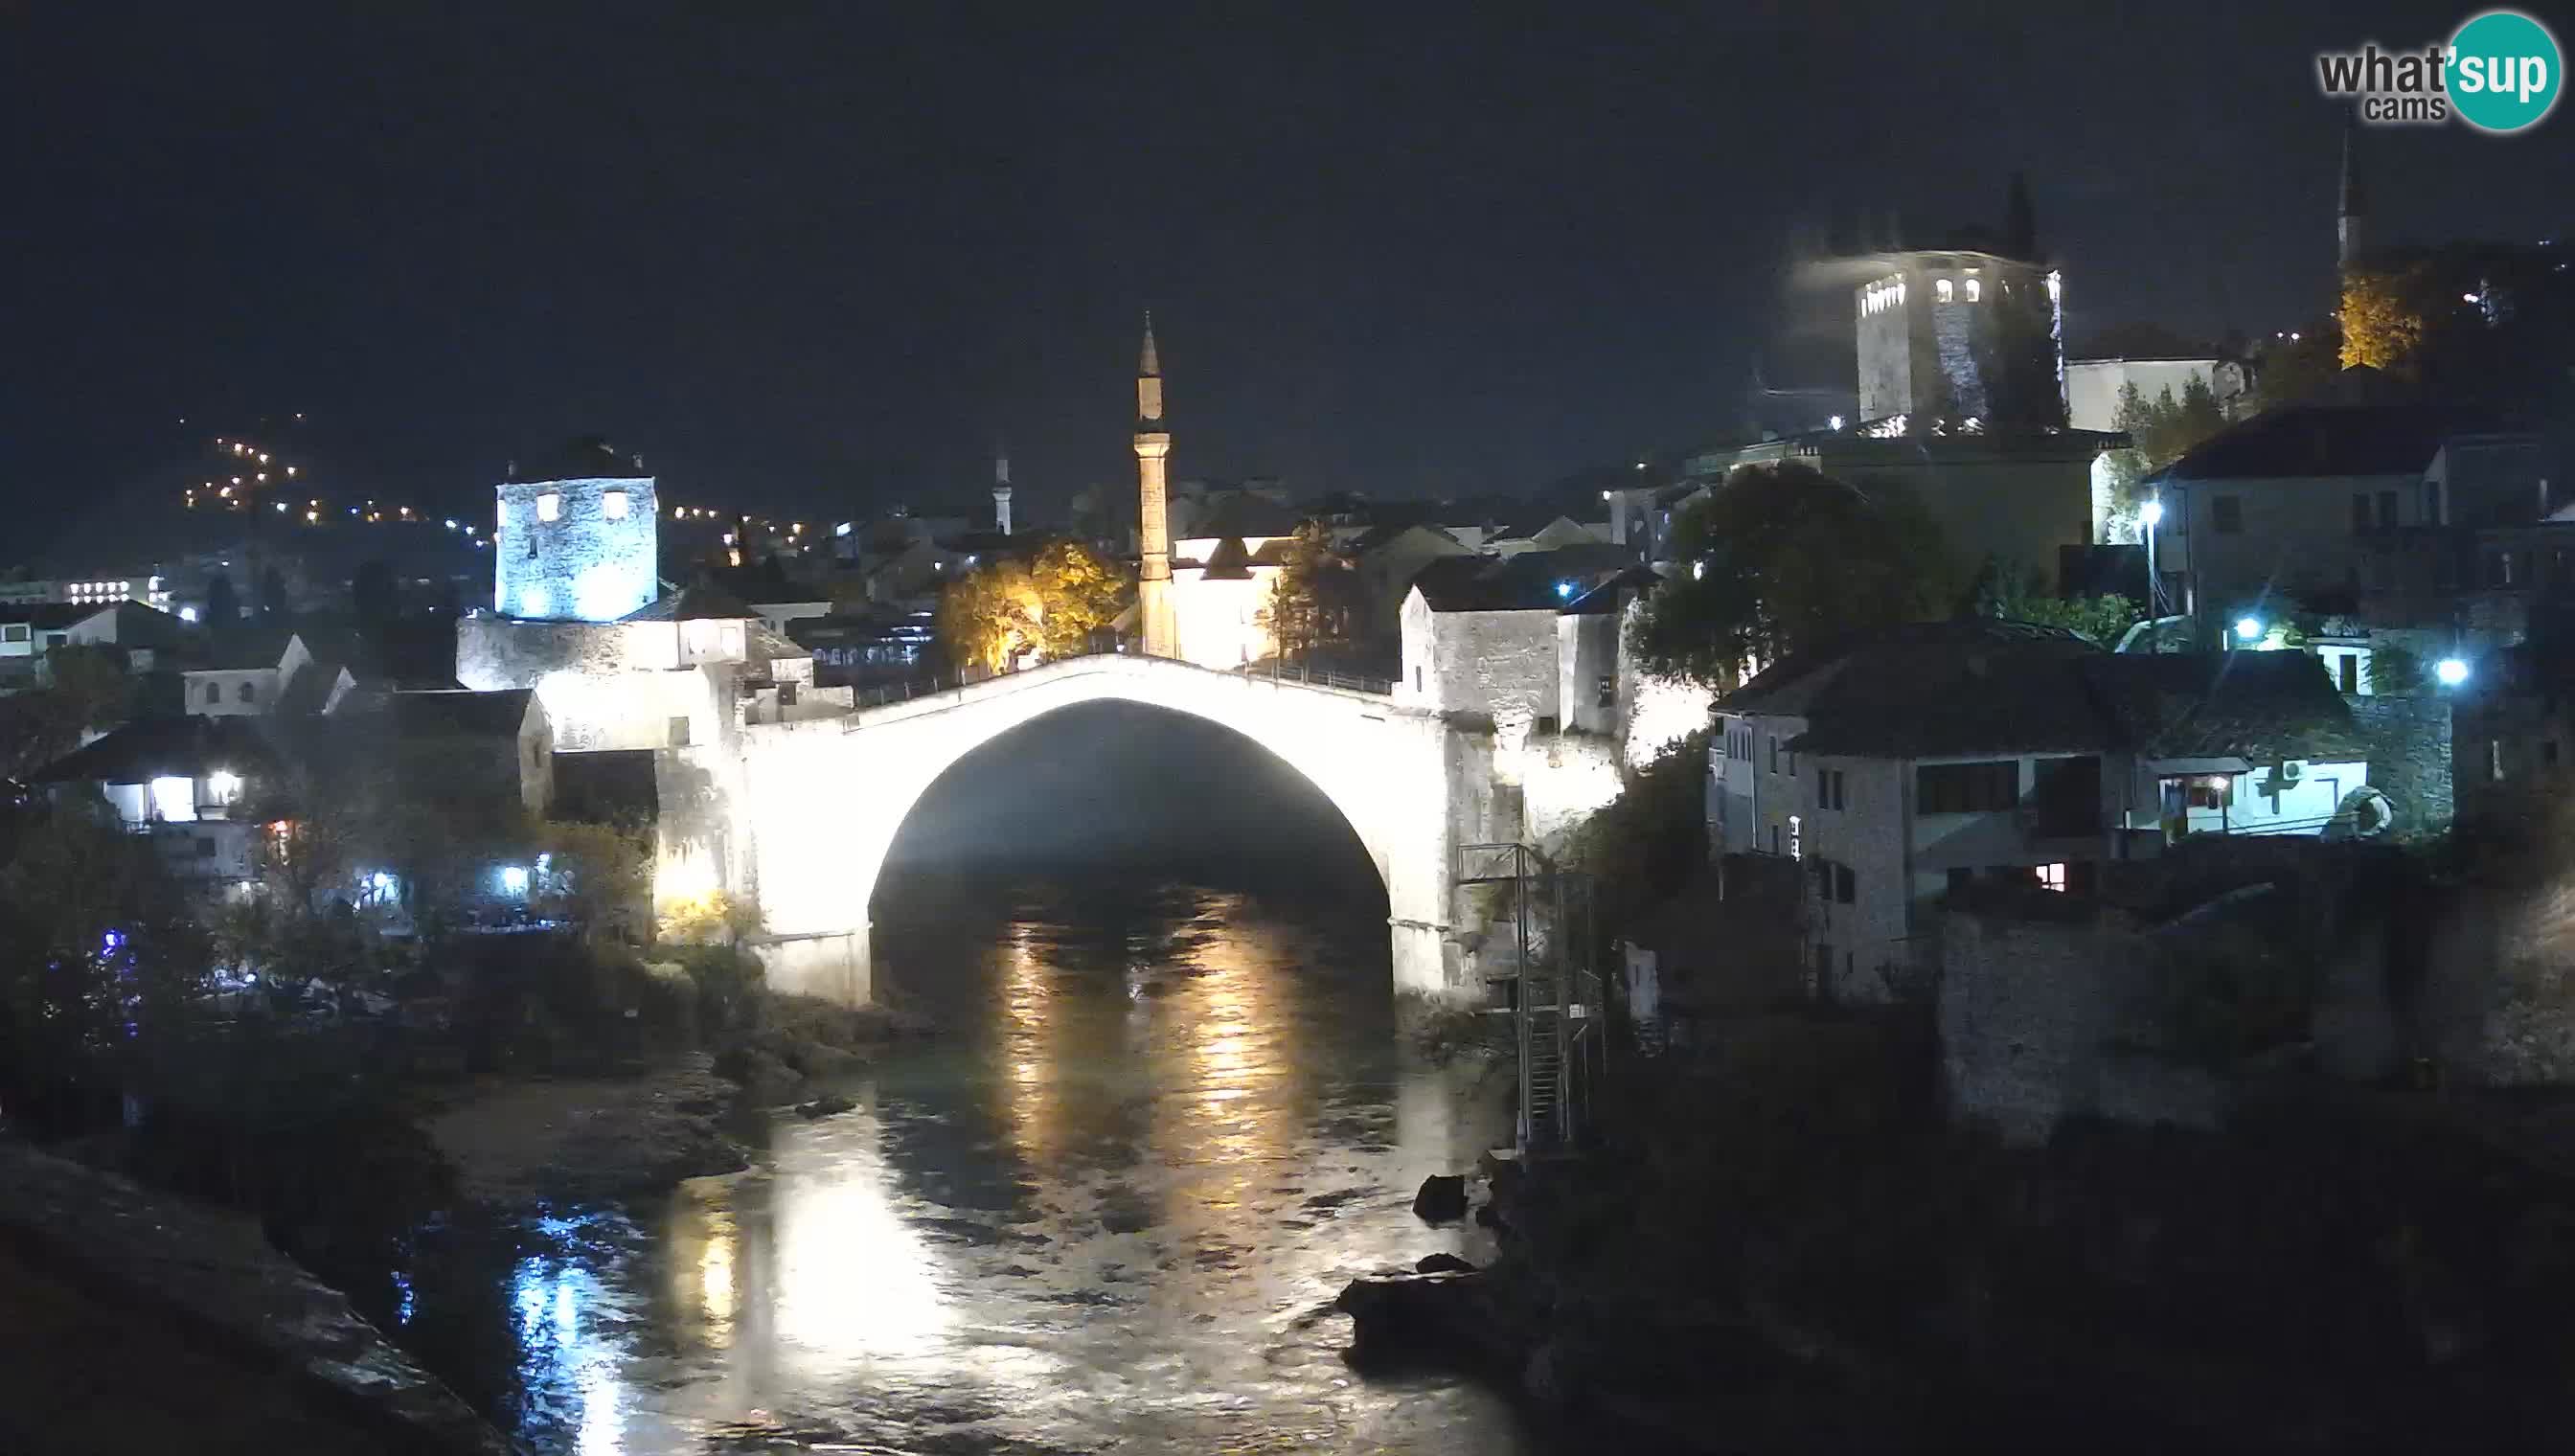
937 540 1131 672
1626 464 1956 688
2099 377 2228 536
2340 268 2426 371
1973 560 2142 645
0 808 210 1127
1253 521 1353 664
0 645 132 782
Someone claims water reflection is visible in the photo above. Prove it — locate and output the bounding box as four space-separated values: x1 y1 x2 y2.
417 880 1535 1454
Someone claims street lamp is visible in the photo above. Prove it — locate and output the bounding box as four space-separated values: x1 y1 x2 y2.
2139 498 2164 649
2234 616 2265 643
2436 656 2471 687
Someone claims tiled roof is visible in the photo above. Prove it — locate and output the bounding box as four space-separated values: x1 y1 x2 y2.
375 689 535 739
1411 546 1634 612
32 715 285 785
621 585 759 623
2152 402 2511 484
1733 621 2362 763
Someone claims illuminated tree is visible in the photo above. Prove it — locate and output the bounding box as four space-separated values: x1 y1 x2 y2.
1627 463 1956 688
1027 539 1129 660
2339 269 2425 371
937 541 1131 671
935 558 1042 672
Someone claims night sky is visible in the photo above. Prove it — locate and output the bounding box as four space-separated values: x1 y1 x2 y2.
6 1 2570 557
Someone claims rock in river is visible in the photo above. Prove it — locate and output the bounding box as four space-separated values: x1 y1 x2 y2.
1411 1172 1468 1222
1416 1252 1477 1274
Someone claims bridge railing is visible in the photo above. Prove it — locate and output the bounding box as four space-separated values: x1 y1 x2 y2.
836 648 1394 708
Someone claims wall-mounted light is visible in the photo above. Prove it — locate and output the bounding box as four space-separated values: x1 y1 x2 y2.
2436 657 2472 687
2234 616 2264 642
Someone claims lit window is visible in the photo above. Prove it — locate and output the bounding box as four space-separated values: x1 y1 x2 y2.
1935 278 1954 304
149 775 197 823
1964 278 1982 303
536 492 561 522
603 489 628 520
2037 862 2067 893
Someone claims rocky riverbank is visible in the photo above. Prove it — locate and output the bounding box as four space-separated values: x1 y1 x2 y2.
421 1052 752 1208
422 991 931 1208
0 1142 516 1456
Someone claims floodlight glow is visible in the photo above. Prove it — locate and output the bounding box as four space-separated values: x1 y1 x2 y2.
499 865 530 896
1556 580 1576 600
2234 616 2263 642
2436 657 2471 687
2140 498 2164 528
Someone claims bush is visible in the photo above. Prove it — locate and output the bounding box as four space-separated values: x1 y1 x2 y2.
667 943 764 1037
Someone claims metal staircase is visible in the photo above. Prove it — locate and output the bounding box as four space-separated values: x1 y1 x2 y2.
1456 842 1606 1154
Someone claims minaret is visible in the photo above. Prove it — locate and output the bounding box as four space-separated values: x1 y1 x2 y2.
2337 127 2366 271
1133 312 1177 658
991 440 1014 536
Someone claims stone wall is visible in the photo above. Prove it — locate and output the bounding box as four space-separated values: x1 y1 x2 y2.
2349 692 2452 836
1938 908 2229 1145
2421 879 2575 1086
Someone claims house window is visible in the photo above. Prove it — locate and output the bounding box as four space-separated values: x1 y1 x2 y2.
1935 278 1954 304
1814 943 1833 986
1767 738 1777 773
1818 767 1846 809
2336 652 2359 694
1946 867 1972 897
2037 862 2068 893
1916 760 2019 814
237 680 256 704
669 716 692 747
203 682 220 705
2212 496 2243 535
536 492 562 522
603 489 629 520
2546 740 2562 768
1596 674 1615 709
2425 481 2443 525
2175 774 2232 809
2030 755 2101 835
2377 489 2399 528
1769 825 1780 854
1 624 24 643
1964 277 1982 303
1414 667 1424 693
1834 862 1855 904
195 837 217 859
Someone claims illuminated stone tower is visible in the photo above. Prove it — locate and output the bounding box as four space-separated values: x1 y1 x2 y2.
1133 313 1177 657
991 441 1014 536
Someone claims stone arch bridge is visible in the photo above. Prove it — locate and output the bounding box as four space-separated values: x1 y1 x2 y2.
718 653 1622 1009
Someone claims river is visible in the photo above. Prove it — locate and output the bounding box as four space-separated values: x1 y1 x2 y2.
389 871 1541 1455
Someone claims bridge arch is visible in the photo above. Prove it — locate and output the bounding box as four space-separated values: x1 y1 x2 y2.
729 655 1480 1008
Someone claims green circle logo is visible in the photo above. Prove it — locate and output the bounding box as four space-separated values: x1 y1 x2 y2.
2450 10 2562 132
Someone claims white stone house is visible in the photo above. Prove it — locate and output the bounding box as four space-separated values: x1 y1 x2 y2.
1714 621 2369 1003
31 716 281 889
2146 398 2545 633
182 631 356 717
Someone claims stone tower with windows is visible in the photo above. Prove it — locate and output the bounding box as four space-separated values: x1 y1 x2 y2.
1851 180 2066 429
493 437 659 623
